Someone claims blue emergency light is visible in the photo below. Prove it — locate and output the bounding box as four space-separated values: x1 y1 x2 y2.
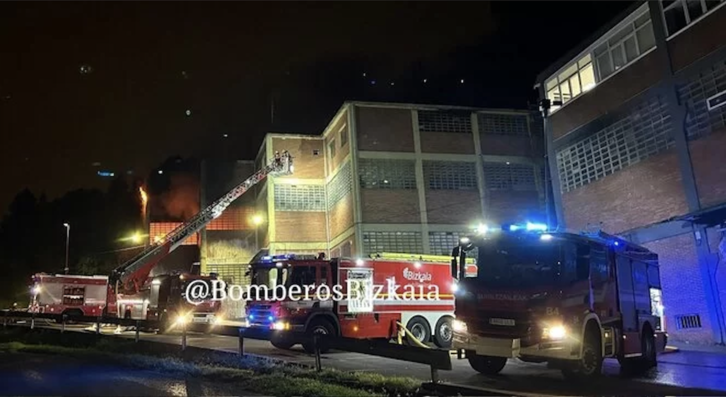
502 222 548 232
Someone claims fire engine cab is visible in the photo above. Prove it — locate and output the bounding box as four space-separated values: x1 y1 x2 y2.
244 251 477 353
450 224 667 379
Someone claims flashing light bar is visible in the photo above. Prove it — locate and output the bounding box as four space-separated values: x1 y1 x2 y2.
502 222 548 232
258 253 321 264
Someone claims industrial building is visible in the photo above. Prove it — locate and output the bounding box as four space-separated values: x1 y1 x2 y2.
535 1 726 345
148 101 546 297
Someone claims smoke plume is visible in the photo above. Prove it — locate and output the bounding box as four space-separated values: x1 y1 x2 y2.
160 174 200 221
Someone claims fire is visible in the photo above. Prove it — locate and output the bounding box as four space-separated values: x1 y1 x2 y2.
139 186 148 206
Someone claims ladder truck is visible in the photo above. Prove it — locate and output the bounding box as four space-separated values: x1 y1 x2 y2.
105 150 293 330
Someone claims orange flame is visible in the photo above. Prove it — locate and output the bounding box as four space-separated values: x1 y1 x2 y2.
139 186 148 206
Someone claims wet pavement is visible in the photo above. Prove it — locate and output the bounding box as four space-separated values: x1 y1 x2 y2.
0 351 265 396
14 321 726 396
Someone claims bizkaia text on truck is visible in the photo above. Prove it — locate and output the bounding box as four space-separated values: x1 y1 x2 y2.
449 224 667 379
244 251 476 353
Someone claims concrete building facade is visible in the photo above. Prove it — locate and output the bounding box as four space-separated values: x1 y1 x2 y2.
255 101 546 260
535 1 726 345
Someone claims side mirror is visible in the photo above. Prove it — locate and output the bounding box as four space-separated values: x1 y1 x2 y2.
450 247 460 279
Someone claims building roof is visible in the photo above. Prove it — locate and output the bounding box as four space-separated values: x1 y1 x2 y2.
534 1 643 87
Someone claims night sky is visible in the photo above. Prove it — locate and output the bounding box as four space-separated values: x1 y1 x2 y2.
0 1 632 214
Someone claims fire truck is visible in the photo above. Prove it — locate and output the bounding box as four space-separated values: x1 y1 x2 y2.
244 251 477 353
30 151 293 332
450 223 667 379
29 273 111 319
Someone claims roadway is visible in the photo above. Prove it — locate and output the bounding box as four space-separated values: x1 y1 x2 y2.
15 319 726 396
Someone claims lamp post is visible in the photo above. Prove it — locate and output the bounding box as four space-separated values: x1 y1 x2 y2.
63 223 70 274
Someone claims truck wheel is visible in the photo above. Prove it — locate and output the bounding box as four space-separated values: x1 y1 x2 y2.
433 317 453 349
303 318 335 354
405 317 431 347
467 353 507 375
562 328 602 380
641 331 657 369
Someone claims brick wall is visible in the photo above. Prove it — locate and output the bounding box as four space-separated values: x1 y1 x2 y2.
420 131 475 154
561 149 688 234
550 50 663 139
487 191 542 224
355 106 415 152
271 137 325 179
326 111 350 173
690 129 726 208
425 190 481 224
480 135 533 156
274 212 327 242
669 6 726 72
360 190 420 223
644 234 714 344
329 193 354 238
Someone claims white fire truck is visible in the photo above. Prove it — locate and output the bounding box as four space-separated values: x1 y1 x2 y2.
244 251 477 353
29 152 293 331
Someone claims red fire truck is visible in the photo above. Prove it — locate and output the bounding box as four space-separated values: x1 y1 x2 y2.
244 251 477 353
450 224 667 379
29 273 115 318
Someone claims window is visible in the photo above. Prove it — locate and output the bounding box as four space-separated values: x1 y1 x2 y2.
362 231 423 256
662 0 725 37
274 184 326 211
590 244 610 283
418 110 472 134
327 162 352 209
423 161 478 190
339 125 348 147
556 95 674 192
358 159 416 189
478 114 529 136
288 266 317 287
547 55 597 106
544 6 656 111
594 12 656 81
328 139 336 159
483 162 537 191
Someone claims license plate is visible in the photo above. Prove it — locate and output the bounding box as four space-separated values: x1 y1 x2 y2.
489 318 515 326
192 317 209 323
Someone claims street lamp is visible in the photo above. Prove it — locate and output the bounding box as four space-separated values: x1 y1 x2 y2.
63 223 70 274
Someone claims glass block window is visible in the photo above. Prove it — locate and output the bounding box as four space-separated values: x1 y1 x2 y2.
418 110 472 134
274 184 325 211
429 231 466 256
678 59 726 141
478 114 529 136
362 231 423 256
483 162 537 191
556 95 674 193
358 158 416 189
207 263 250 287
327 162 353 209
423 161 478 190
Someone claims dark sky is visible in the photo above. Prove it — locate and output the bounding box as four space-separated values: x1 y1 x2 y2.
0 1 632 214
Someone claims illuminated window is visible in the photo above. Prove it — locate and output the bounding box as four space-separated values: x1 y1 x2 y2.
546 55 596 106
594 12 655 81
662 0 725 37
274 184 325 211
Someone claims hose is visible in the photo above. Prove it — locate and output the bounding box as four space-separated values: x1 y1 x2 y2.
395 321 430 349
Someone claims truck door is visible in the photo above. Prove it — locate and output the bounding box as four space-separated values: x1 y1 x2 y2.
615 256 638 332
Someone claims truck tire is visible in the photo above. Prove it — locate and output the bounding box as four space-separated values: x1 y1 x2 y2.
620 328 657 375
433 316 453 349
467 353 507 375
303 317 335 354
405 317 431 347
562 327 602 380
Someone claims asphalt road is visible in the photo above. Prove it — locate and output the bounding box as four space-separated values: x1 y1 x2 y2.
0 351 265 396
14 319 726 396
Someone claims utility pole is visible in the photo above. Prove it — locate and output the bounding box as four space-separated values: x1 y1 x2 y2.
63 223 70 274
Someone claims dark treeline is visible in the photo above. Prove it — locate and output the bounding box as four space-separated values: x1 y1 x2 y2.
0 156 200 308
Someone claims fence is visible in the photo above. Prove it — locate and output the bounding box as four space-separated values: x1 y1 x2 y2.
1 310 452 382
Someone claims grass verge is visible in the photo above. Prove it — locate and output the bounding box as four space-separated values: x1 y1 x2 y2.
0 328 420 397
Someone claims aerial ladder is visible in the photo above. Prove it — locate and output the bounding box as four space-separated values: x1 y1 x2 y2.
107 151 293 317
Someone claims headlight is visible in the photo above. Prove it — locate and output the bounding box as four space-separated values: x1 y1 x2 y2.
543 325 567 340
452 319 468 333
174 313 191 326
212 315 224 326
272 321 290 331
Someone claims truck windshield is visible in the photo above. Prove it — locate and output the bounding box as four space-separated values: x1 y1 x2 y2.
251 267 289 288
476 241 574 288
